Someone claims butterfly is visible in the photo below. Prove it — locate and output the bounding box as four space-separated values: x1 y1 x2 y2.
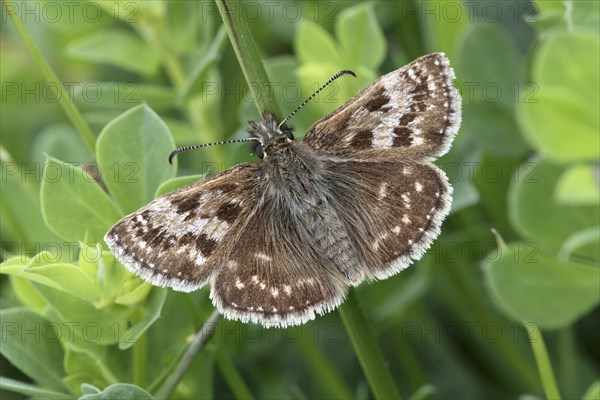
105 53 462 328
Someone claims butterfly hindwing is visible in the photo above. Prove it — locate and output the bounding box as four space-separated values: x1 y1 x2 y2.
320 159 452 280
304 53 461 160
210 187 348 328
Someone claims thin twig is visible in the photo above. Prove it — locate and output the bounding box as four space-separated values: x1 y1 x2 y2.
155 310 222 399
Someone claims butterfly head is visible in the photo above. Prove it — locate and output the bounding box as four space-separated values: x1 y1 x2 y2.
248 112 294 159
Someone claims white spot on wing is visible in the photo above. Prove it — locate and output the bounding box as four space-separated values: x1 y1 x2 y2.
255 253 272 262
415 182 423 192
412 136 424 146
271 288 279 298
235 278 245 289
195 254 207 266
378 182 389 200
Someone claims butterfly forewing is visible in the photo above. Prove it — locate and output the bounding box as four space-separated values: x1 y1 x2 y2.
104 164 260 292
304 53 461 159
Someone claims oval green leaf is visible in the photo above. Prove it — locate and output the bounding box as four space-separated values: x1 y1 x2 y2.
295 20 341 65
154 174 205 197
0 308 67 391
97 104 176 215
484 242 600 329
518 31 599 163
336 3 386 70
554 164 600 205
66 30 160 77
79 383 154 400
509 158 600 259
41 157 121 243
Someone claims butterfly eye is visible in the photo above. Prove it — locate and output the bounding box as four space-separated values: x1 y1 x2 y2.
281 127 294 140
254 143 264 159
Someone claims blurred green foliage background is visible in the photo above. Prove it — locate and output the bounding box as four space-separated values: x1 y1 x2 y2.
1 1 599 399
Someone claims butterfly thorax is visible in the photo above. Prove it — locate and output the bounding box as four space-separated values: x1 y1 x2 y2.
261 141 322 207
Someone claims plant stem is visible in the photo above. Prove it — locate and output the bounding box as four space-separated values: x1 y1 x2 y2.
526 322 562 400
216 348 255 400
0 377 72 400
3 0 96 154
297 334 353 399
133 333 147 387
155 310 221 399
215 0 281 119
338 290 402 399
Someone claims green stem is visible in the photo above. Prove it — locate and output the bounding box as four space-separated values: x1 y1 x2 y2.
3 0 96 154
215 0 281 119
338 290 402 399
0 377 72 400
133 333 147 387
297 334 353 399
154 310 221 399
215 348 255 400
526 323 562 400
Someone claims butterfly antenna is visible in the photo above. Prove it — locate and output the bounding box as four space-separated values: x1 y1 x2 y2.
168 138 260 164
278 69 357 129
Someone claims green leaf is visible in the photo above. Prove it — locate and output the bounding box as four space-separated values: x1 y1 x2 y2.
72 83 177 113
25 263 101 303
461 101 528 156
518 30 599 163
80 384 101 395
79 383 154 400
484 242 600 329
96 105 176 215
180 26 229 101
0 149 57 246
31 124 89 167
10 276 47 313
559 227 600 262
65 30 160 77
509 158 600 259
97 252 130 302
583 381 600 400
0 377 72 400
118 287 167 350
33 284 129 347
63 348 110 394
93 0 165 20
421 0 468 60
457 24 528 156
336 3 386 70
0 308 67 391
41 157 121 243
570 0 600 33
296 20 341 65
114 282 152 305
457 24 521 102
154 174 205 197
520 88 599 163
555 164 600 205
